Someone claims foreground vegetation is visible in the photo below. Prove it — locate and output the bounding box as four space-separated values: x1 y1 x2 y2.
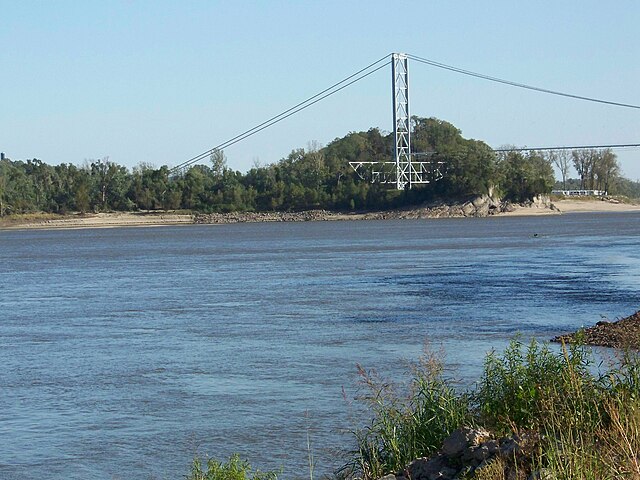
189 337 640 480
6 117 631 217
188 454 279 480
346 338 640 480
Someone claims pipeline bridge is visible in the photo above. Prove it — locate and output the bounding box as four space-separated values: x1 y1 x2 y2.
170 52 640 190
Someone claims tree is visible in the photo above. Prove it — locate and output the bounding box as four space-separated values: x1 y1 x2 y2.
181 165 210 210
571 149 601 190
90 156 124 210
498 150 555 202
50 164 76 213
412 117 498 198
210 148 227 179
571 149 620 192
4 116 628 215
547 150 571 190
0 158 8 216
74 179 91 213
593 149 619 193
23 159 56 210
129 164 175 210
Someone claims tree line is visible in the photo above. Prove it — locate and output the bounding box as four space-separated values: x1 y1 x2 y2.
0 117 631 217
549 148 622 192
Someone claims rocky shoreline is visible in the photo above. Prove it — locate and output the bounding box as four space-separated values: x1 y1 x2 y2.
552 310 640 349
377 427 546 480
21 195 640 230
3 195 639 231
194 195 558 224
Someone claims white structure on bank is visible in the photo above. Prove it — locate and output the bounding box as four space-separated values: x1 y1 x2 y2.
552 190 607 197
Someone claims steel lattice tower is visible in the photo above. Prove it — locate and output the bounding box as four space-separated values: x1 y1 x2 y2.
348 53 444 189
393 53 411 190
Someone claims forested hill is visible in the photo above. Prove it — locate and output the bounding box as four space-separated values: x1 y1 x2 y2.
0 116 626 216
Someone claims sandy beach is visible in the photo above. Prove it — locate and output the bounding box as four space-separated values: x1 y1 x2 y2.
553 198 640 213
500 198 640 217
0 212 194 230
1 198 639 230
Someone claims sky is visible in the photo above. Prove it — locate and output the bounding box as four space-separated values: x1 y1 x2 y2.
2 1 639 179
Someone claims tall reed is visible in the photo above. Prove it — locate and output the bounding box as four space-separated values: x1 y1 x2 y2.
345 338 640 480
345 347 470 479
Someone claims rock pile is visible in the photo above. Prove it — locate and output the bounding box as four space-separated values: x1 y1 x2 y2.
193 210 335 223
193 195 538 225
377 427 548 480
378 195 506 219
552 310 640 349
521 194 559 211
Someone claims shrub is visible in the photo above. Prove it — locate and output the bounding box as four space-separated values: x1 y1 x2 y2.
187 453 279 480
186 339 640 480
346 347 471 479
345 339 640 480
474 337 600 433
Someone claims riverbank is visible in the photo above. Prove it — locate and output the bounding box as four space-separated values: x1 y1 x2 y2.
0 211 194 230
192 195 542 224
553 197 640 213
552 309 640 349
1 196 638 230
337 332 640 480
189 337 640 480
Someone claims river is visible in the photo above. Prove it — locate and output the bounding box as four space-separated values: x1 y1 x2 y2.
1 212 639 479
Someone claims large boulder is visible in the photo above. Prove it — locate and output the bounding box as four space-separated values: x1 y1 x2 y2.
442 427 491 458
405 454 457 480
375 428 544 480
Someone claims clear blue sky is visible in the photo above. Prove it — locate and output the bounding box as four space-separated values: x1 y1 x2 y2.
2 1 639 179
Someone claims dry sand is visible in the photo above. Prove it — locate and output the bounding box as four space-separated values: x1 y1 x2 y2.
553 199 640 213
0 212 194 230
500 198 640 217
1 198 639 230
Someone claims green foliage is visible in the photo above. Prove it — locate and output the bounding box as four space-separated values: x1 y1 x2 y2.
606 350 640 398
475 338 598 432
612 177 640 198
187 453 279 480
347 338 640 479
571 148 621 192
537 347 640 479
497 150 555 202
5 117 631 217
348 348 471 479
181 339 640 480
412 118 497 198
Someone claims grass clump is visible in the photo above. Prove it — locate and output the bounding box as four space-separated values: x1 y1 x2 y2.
346 338 640 480
474 337 599 432
538 348 640 479
344 348 471 479
187 453 279 480
185 339 640 480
